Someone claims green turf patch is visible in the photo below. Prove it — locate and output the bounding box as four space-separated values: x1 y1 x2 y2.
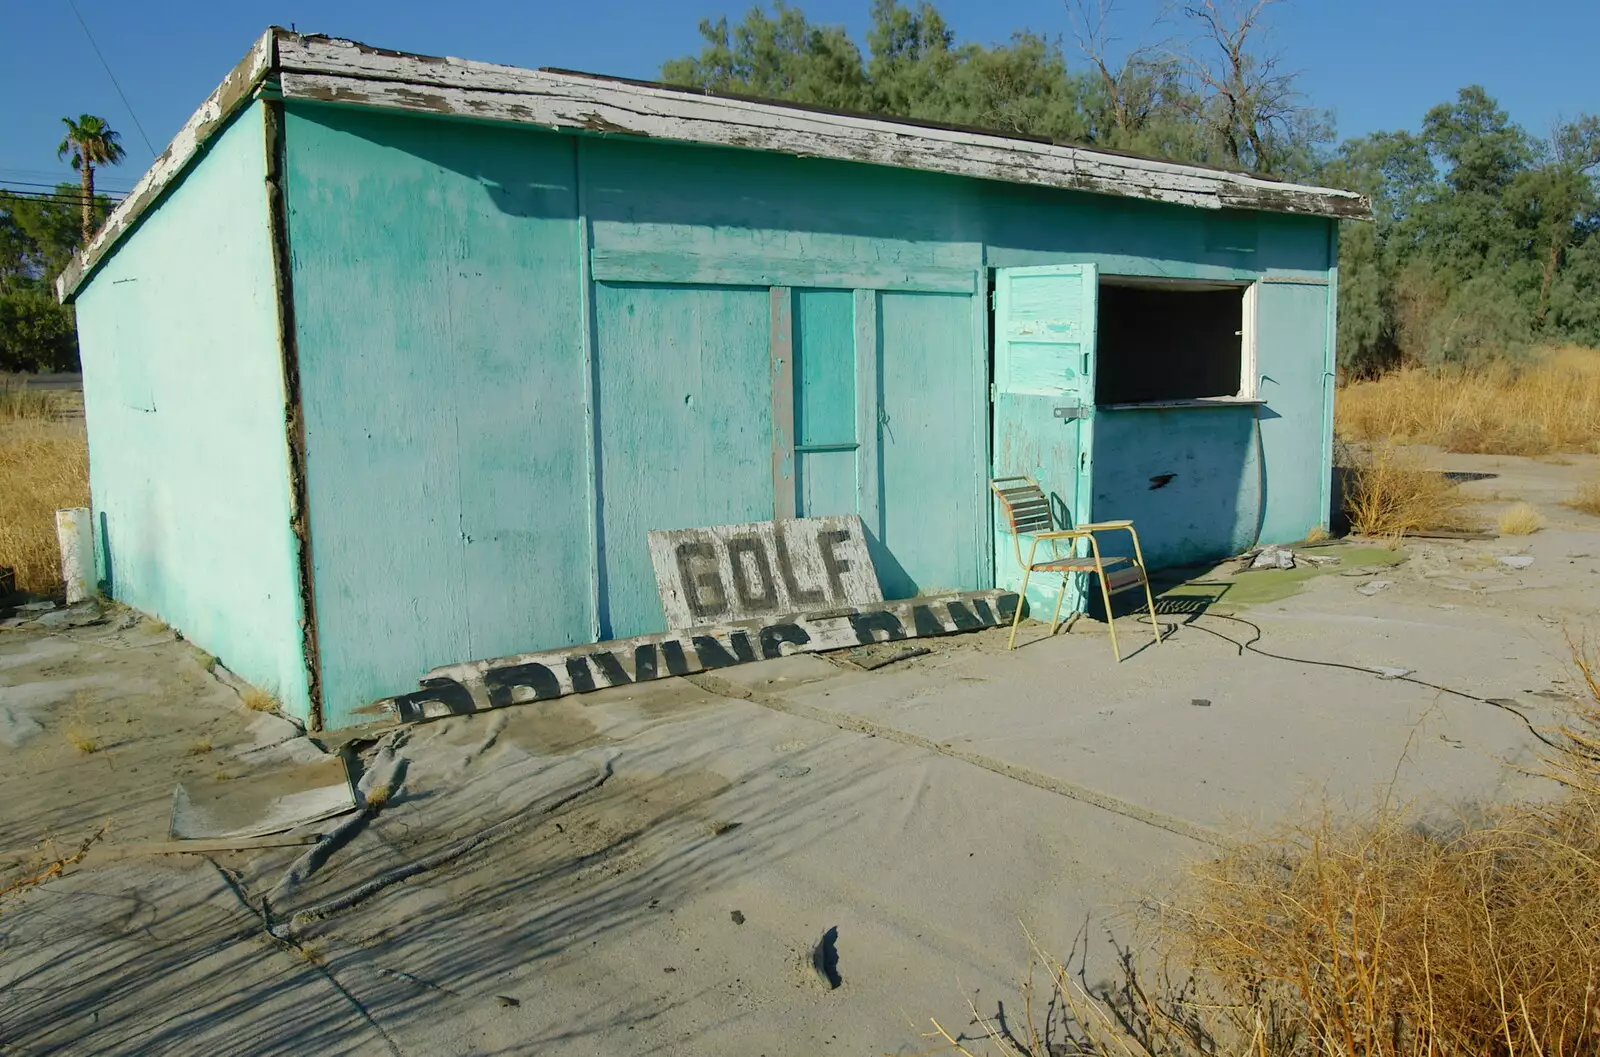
1153 544 1408 609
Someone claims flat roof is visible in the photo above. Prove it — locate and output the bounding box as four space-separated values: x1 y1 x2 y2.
58 28 1371 301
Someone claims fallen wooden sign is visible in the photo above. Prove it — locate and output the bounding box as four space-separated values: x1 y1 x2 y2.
371 590 1020 723
649 515 882 626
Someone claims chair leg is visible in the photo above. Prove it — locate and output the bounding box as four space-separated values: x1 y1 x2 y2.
1047 572 1070 636
1139 569 1163 646
1008 566 1033 650
1125 526 1162 648
1095 560 1121 662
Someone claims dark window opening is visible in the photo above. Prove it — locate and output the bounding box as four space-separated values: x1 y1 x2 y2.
1095 282 1248 405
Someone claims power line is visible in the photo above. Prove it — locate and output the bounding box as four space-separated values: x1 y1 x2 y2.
63 0 158 157
0 179 127 197
0 189 128 207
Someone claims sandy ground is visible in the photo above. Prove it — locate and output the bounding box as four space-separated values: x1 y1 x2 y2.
2 449 1598 1056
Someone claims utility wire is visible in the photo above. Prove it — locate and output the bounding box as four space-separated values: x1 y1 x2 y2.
0 180 127 197
64 0 157 157
0 189 128 206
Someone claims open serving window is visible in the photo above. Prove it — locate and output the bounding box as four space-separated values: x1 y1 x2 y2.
1093 277 1259 408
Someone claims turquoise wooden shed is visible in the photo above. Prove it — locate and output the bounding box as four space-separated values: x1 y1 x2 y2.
57 29 1369 730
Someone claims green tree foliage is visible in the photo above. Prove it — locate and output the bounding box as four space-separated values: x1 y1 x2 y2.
1331 90 1600 373
0 185 109 372
664 0 1329 174
663 2 1600 374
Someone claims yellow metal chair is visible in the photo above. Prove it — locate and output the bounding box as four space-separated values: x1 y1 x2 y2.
990 476 1163 660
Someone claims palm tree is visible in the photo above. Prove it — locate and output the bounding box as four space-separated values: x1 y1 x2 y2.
57 115 125 247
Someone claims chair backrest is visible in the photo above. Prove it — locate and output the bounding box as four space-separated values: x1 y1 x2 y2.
990 476 1055 569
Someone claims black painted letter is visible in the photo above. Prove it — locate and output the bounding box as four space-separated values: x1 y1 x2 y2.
483 664 561 709
760 622 812 659
676 540 727 620
727 535 779 610
848 609 906 644
817 529 854 599
773 524 825 605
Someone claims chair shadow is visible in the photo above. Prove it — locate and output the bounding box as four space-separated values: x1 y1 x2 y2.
1010 572 1233 657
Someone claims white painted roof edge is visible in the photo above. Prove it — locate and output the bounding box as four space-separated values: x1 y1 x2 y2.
59 28 1370 301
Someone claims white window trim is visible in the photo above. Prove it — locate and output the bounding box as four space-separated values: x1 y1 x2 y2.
1240 281 1260 400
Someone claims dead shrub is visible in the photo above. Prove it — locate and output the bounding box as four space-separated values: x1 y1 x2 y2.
935 641 1600 1057
1496 501 1545 535
1567 481 1600 517
1336 346 1600 456
1343 444 1474 539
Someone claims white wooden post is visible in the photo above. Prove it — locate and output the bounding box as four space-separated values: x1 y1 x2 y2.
55 507 93 603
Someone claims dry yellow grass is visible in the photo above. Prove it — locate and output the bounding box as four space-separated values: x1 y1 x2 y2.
938 641 1600 1057
240 686 279 712
0 386 89 596
1496 500 1545 535
64 727 100 754
1337 345 1600 456
1568 481 1600 517
1343 443 1474 539
0 384 65 423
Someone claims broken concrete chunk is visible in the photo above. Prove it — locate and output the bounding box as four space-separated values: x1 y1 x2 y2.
1297 554 1342 567
1250 545 1296 570
1497 555 1535 569
33 603 107 629
15 601 57 613
1356 580 1394 596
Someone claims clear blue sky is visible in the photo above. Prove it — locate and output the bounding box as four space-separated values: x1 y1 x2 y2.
2 0 1595 196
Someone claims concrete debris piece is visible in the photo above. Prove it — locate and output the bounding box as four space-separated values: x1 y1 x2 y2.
1497 555 1535 569
1191 698 1212 707
33 603 108 629
15 601 57 613
1249 545 1296 570
169 755 356 839
1356 580 1394 596
232 712 309 758
1297 554 1342 567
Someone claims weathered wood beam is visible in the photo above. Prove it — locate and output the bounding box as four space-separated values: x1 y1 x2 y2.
273 44 1369 221
362 590 1020 723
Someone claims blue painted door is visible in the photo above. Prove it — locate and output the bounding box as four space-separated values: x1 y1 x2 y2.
991 264 1099 614
594 282 774 639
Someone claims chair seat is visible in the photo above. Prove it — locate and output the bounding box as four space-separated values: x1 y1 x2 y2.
1031 555 1133 573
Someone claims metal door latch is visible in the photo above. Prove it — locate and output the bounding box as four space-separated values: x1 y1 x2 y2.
1053 406 1088 420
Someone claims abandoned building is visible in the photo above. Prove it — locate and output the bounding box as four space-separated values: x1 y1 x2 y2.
56 29 1370 730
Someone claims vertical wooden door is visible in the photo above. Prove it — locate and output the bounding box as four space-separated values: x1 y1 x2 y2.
991 264 1099 614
